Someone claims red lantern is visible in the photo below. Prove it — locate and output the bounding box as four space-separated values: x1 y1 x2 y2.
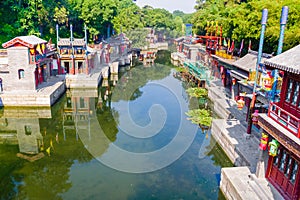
252 109 259 124
259 132 268 150
237 96 245 110
232 78 236 85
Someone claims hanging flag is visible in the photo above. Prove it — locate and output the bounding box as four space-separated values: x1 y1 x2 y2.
227 39 230 52
217 37 221 50
239 39 244 55
36 44 42 55
41 43 45 54
229 40 235 53
47 38 53 50
248 40 252 51
223 38 227 46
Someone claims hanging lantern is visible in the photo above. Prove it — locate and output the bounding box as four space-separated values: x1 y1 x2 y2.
268 139 279 156
237 96 245 110
259 132 268 150
252 110 259 124
262 71 273 91
232 78 236 85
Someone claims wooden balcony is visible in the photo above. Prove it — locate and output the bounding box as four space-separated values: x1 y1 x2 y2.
268 102 300 138
59 49 86 58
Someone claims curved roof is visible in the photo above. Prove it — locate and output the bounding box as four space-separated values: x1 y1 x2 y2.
264 45 300 74
232 50 272 72
57 38 85 46
2 35 47 48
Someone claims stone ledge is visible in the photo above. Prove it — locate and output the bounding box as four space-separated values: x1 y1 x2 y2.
221 167 283 200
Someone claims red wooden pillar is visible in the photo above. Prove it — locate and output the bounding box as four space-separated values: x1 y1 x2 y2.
38 66 43 83
70 59 75 75
265 156 274 178
34 69 38 87
57 57 61 74
75 60 78 74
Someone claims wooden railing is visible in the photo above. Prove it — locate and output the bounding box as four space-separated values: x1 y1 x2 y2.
59 49 86 58
268 102 300 138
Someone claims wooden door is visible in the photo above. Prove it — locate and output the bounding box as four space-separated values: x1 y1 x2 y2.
268 147 299 199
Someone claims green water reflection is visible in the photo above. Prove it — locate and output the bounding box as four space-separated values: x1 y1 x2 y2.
0 57 232 200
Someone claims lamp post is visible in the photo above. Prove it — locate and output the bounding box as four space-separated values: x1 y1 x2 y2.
246 9 268 134
56 24 59 47
70 24 75 75
271 6 289 102
277 6 288 55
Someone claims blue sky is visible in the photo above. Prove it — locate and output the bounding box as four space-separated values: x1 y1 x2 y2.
134 0 196 13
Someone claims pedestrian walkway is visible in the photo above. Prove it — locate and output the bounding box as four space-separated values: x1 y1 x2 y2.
208 80 260 171
207 80 283 199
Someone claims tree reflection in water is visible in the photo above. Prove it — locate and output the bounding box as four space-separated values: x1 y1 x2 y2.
0 51 232 200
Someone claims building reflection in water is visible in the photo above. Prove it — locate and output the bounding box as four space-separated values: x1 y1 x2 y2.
63 89 98 141
0 85 118 160
0 107 52 155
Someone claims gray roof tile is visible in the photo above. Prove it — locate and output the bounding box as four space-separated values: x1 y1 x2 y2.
264 45 300 74
232 52 270 72
57 38 85 46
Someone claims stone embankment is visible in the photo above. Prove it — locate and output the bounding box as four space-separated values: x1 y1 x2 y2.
207 80 283 200
0 75 65 107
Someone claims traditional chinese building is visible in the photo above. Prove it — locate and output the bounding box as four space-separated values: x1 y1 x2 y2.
1 35 59 91
57 38 95 75
145 28 157 44
258 44 300 200
57 25 95 75
231 50 272 105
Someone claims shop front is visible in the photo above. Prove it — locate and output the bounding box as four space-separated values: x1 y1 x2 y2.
267 145 299 199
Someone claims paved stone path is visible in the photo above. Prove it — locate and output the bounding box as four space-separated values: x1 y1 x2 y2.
207 80 283 200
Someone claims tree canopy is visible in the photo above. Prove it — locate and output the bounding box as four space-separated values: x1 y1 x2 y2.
192 0 300 53
0 0 186 45
0 0 298 52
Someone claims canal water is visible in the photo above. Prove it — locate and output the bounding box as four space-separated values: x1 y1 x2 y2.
0 52 232 200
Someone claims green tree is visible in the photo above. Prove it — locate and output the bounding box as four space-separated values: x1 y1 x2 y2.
112 3 143 34
125 28 149 49
192 0 300 53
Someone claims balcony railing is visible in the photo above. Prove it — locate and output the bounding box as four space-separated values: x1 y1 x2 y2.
59 49 86 58
268 102 300 138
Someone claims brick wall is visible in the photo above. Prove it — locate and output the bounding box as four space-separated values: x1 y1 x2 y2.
6 47 36 91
